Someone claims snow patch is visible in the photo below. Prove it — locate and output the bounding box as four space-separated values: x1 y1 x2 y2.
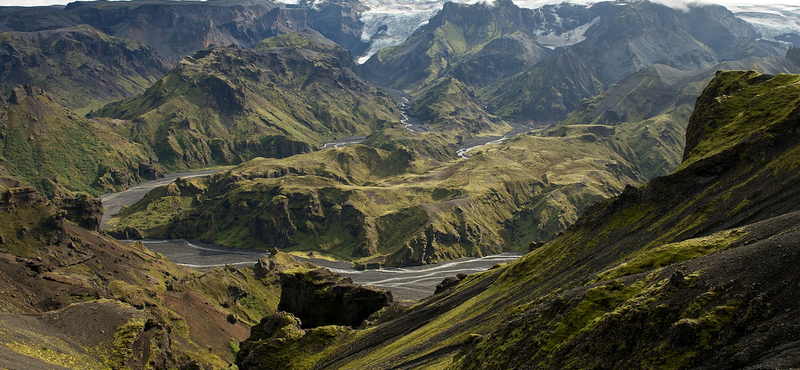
729 4 800 44
535 16 599 49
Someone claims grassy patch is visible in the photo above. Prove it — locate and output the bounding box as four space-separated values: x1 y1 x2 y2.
595 228 746 282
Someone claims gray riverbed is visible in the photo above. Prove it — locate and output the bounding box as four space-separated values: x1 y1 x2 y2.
103 170 522 301
136 239 520 301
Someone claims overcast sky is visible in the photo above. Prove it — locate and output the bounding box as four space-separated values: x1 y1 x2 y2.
0 0 797 7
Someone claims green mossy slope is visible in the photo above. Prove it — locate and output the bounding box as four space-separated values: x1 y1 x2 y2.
0 189 281 369
236 71 800 369
93 34 399 170
0 85 159 196
110 121 646 266
361 0 551 92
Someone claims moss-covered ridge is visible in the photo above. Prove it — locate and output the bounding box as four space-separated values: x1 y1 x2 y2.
235 71 800 369
93 33 400 170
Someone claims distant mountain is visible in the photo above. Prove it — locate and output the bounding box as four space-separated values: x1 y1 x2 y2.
92 33 399 169
0 25 170 112
477 48 604 127
361 0 554 92
553 52 800 178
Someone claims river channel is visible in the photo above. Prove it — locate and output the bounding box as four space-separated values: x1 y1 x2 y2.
101 170 522 301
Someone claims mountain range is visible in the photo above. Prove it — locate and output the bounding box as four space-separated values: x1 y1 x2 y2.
2 0 800 368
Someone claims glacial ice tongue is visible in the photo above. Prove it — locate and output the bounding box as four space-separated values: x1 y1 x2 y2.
358 9 438 63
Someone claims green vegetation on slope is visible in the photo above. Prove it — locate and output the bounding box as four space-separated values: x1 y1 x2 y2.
409 76 510 136
110 118 647 266
361 0 551 93
92 34 399 170
0 189 281 368
0 86 159 196
233 71 800 369
478 49 605 126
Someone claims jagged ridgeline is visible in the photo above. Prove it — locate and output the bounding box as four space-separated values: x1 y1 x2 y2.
362 0 786 127
0 26 171 113
91 33 399 169
235 70 800 369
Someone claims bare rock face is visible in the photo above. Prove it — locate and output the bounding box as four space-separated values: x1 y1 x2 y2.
278 268 393 328
53 194 103 232
0 186 42 211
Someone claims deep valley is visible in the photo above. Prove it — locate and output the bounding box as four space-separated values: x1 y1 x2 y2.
1 0 800 368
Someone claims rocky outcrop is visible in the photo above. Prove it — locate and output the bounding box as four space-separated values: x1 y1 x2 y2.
278 268 393 328
434 273 468 295
7 85 47 105
107 226 146 240
235 311 352 370
0 186 42 211
52 194 103 232
252 250 317 278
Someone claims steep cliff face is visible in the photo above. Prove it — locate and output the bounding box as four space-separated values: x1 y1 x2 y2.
278 268 393 328
304 0 369 57
235 71 800 369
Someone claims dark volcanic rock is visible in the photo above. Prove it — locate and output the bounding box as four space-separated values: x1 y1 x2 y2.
107 226 146 240
53 194 103 232
0 186 42 211
434 272 469 295
278 268 393 328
